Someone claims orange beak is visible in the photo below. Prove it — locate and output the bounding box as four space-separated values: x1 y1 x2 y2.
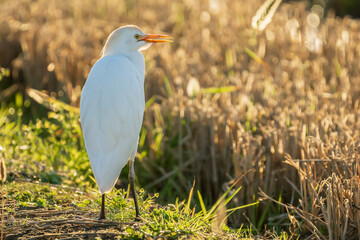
138 34 173 43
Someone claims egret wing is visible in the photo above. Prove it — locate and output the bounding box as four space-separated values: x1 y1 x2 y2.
80 55 145 193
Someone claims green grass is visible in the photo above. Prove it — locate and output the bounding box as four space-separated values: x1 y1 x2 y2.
3 176 259 239
1 103 273 239
1 104 91 189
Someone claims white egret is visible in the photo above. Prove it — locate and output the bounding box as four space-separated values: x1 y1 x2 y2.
80 25 172 220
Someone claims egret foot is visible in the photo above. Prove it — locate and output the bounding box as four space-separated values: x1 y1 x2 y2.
98 194 106 220
134 215 142 222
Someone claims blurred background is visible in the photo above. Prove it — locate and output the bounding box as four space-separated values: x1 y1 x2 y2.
1 0 360 237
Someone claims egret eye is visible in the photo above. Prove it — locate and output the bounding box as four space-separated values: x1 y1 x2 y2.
134 34 140 40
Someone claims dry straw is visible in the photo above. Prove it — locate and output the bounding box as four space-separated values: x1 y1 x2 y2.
1 0 360 237
0 155 6 240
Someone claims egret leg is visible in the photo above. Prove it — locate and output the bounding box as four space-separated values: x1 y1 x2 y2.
99 193 106 220
129 157 140 220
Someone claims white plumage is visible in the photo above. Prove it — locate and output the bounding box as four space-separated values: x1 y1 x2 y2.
80 25 172 219
81 54 145 193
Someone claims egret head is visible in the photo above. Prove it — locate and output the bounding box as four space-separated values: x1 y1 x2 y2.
101 25 172 57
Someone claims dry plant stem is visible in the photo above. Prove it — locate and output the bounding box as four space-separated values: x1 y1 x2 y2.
1 183 4 240
342 200 350 240
259 189 326 240
13 209 89 218
26 232 119 240
12 218 134 226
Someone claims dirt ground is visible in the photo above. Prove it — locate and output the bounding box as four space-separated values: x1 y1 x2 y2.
3 202 138 240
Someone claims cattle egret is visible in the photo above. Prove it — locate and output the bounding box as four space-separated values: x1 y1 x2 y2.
80 25 172 220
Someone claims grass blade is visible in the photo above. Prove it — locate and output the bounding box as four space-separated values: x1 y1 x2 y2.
200 86 239 94
26 88 80 113
226 201 259 213
244 48 272 72
251 0 283 31
186 179 196 214
205 177 242 220
224 186 242 206
145 95 157 110
197 190 207 214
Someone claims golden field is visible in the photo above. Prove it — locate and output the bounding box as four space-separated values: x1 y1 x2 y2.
1 0 360 238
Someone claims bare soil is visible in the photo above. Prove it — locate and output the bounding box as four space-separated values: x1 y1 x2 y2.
3 202 138 240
